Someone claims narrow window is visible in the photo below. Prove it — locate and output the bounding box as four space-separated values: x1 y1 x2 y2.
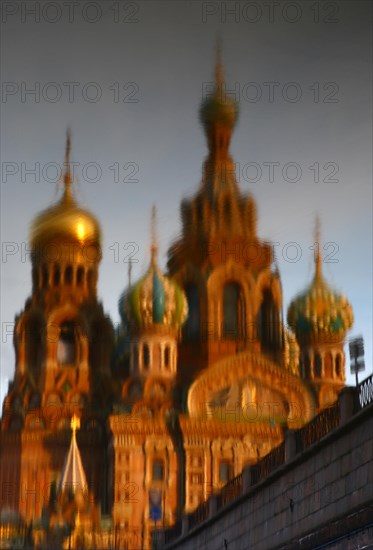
53 265 61 286
152 460 164 481
143 344 150 370
164 346 170 370
335 354 342 378
57 321 77 365
219 461 231 483
314 353 322 377
223 283 245 339
65 265 73 285
76 266 84 286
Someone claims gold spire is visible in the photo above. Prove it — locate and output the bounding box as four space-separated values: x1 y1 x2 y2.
150 204 158 265
63 128 73 202
314 215 322 280
58 414 87 495
70 414 80 438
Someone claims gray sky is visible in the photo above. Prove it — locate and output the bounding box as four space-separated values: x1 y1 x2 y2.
1 0 372 404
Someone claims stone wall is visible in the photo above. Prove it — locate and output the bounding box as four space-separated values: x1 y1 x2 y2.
157 392 373 550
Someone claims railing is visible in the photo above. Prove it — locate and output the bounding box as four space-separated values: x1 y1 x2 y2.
251 442 285 486
295 402 339 453
358 373 373 409
163 521 182 545
188 498 210 530
220 472 243 508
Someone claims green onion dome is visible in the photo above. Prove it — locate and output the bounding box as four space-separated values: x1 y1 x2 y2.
287 254 353 345
119 257 187 331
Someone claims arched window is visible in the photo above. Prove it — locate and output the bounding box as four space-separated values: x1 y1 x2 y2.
258 289 280 352
77 266 84 286
223 282 245 339
335 354 342 378
57 321 77 365
152 460 164 481
25 317 43 380
143 343 150 370
219 461 231 483
164 346 170 370
53 265 60 286
65 266 73 285
314 353 322 377
324 352 333 378
184 283 200 341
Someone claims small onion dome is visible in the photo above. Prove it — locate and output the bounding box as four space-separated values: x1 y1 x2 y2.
199 52 239 131
200 89 239 130
287 258 353 346
122 259 187 331
30 187 101 250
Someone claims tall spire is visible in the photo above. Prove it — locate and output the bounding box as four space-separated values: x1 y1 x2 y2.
314 215 322 280
199 42 239 153
150 204 158 265
215 35 224 93
58 414 88 495
63 128 73 202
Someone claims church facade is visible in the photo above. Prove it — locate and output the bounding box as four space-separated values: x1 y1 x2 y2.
0 53 354 550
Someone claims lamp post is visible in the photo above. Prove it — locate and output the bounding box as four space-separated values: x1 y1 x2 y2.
349 336 365 386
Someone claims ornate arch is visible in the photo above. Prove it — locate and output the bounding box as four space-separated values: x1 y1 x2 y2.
207 262 256 340
187 349 315 427
255 269 282 314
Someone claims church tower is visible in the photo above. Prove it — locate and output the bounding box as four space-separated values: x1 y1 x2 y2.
168 47 284 390
109 208 187 549
287 219 354 410
1 133 113 521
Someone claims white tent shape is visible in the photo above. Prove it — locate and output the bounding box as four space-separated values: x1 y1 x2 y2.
58 415 88 494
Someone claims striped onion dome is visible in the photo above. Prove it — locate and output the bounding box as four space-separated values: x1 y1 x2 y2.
287 244 353 345
119 255 187 331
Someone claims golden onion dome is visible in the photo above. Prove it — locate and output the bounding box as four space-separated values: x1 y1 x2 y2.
287 225 353 344
30 188 101 249
29 134 101 250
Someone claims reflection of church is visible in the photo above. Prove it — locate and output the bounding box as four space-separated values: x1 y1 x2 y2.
0 51 354 550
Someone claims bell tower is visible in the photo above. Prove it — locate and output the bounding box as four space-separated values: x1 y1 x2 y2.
1 132 113 521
